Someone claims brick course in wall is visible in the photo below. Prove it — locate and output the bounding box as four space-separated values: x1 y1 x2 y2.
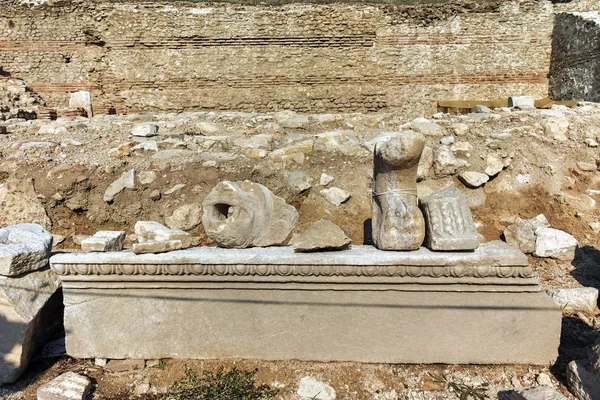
0 0 580 114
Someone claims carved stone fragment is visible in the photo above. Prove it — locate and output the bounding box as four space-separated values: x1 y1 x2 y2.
0 223 53 276
420 187 479 251
202 180 298 248
372 132 425 250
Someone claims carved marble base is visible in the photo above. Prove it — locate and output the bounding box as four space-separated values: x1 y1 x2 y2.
50 242 561 364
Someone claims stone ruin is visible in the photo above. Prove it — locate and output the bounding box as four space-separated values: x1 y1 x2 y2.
43 131 561 368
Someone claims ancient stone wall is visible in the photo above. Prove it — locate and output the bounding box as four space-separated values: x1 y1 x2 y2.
549 12 600 102
0 0 568 114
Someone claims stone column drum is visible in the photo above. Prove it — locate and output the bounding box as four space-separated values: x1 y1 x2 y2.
372 131 426 250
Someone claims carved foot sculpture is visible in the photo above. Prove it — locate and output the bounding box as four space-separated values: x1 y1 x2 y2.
202 180 299 248
372 131 426 250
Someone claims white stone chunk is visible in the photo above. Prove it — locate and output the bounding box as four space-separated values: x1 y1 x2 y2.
458 171 489 188
433 145 458 177
68 91 93 118
165 204 202 231
567 360 600 400
547 287 598 313
103 169 135 203
508 96 535 109
37 371 91 400
287 171 312 194
485 154 504 177
320 187 351 206
80 231 126 252
0 223 53 276
503 214 550 254
131 123 158 137
410 118 445 136
534 227 578 261
134 221 191 248
320 173 334 186
297 376 336 400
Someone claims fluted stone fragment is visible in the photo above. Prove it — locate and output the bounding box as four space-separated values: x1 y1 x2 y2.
202 181 298 248
420 187 479 251
372 132 426 250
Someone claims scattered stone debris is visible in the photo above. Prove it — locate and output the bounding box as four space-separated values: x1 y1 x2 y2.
287 171 313 194
292 220 351 252
471 105 492 114
320 187 351 206
0 179 51 228
132 123 158 137
132 239 183 254
411 117 445 136
165 203 202 231
135 221 191 249
533 227 578 261
320 173 334 186
104 169 135 203
80 230 126 252
104 359 145 373
503 215 551 254
297 376 337 400
459 171 489 188
37 371 91 400
567 359 600 400
68 91 93 118
498 385 567 400
508 96 535 109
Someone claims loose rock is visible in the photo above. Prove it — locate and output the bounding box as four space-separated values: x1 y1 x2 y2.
287 171 312 194
320 173 334 186
37 371 91 400
534 227 578 261
411 118 445 136
567 360 600 400
135 221 191 248
320 187 351 206
459 171 489 188
80 231 126 252
132 240 183 254
104 169 135 203
547 287 598 313
292 220 351 252
498 386 566 400
132 123 158 137
503 215 550 254
0 179 51 228
471 105 492 114
485 155 504 177
297 376 336 400
165 204 202 231
433 145 459 177
0 224 53 276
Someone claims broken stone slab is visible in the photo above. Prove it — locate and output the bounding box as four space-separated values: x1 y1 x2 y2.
103 169 135 203
485 154 505 177
567 359 600 400
503 215 550 254
471 105 492 114
202 181 298 248
275 111 310 130
68 90 93 118
534 227 578 261
417 145 434 181
547 287 598 313
0 224 53 276
372 132 425 250
132 240 183 254
320 187 351 206
80 231 126 252
297 376 337 400
410 118 445 136
433 145 459 177
292 220 351 252
0 268 62 384
458 171 489 188
420 187 479 251
498 386 567 400
0 179 51 228
320 173 334 186
287 171 312 194
134 221 191 248
131 123 158 137
37 371 91 400
104 359 145 373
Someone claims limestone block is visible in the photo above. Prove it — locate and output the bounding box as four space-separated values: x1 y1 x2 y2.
503 215 550 254
410 118 445 136
131 123 158 137
0 179 51 228
275 111 310 129
372 132 425 250
68 91 93 118
202 181 298 248
547 287 598 313
471 105 491 114
292 220 351 252
509 96 535 109
534 227 578 261
433 145 459 177
417 145 433 181
0 224 53 276
103 169 135 203
132 240 183 254
80 231 125 252
165 204 202 231
287 171 312 194
420 187 479 251
458 171 489 188
485 154 504 177
320 173 334 186
0 268 62 384
37 372 91 400
134 221 191 248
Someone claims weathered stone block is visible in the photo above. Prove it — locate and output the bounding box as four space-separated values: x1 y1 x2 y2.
420 187 479 251
292 220 351 252
202 181 298 248
68 91 93 118
0 224 53 276
80 231 125 252
132 240 183 254
134 221 191 248
0 179 51 228
50 242 561 365
37 372 91 400
0 268 62 384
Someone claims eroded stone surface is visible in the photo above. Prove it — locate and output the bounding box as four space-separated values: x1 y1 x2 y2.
503 215 550 254
547 287 598 313
134 221 191 248
80 230 125 252
567 360 600 400
202 180 298 248
132 240 183 254
372 131 425 250
165 204 202 231
0 224 53 276
37 371 91 400
0 179 51 228
292 220 351 252
0 268 62 384
420 187 479 251
320 187 351 206
104 169 135 203
534 227 578 260
297 376 336 400
68 91 93 118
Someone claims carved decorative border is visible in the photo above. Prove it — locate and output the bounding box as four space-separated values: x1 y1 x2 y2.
51 263 534 279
